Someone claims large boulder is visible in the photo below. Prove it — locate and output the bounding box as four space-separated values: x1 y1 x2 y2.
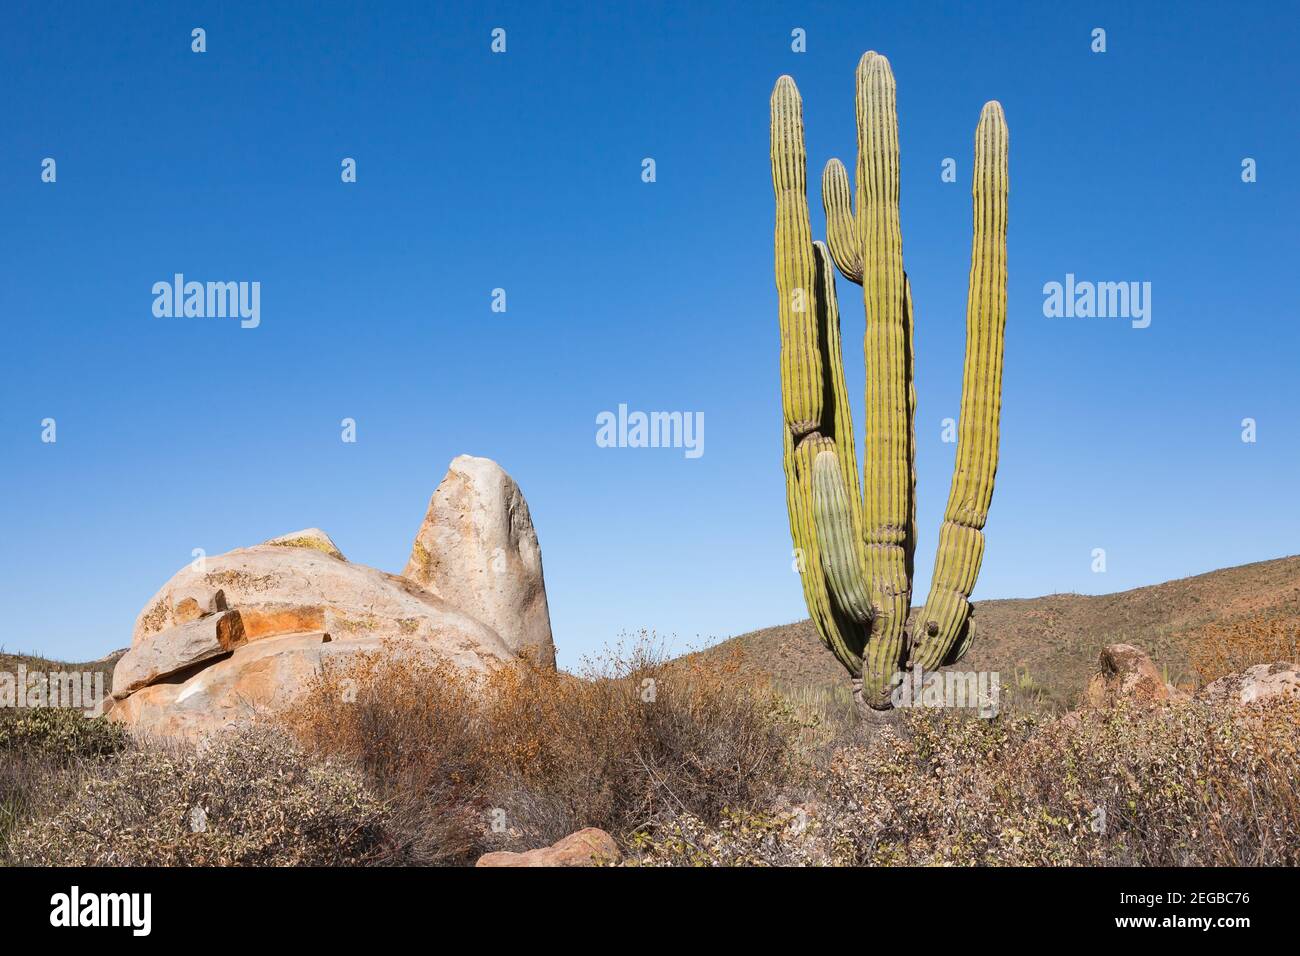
475 828 620 867
1200 662 1300 707
110 456 558 739
403 455 555 668
132 541 512 658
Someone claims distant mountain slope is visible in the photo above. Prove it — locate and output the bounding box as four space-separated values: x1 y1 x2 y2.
698 554 1300 709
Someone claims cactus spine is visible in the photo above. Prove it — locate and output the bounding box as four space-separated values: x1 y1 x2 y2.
770 53 1008 709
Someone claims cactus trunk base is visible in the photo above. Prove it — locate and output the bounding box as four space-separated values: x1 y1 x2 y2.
851 677 897 717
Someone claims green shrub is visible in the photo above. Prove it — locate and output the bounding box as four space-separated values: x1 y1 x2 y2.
0 709 128 763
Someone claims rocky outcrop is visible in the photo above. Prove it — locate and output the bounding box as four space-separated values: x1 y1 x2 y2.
403 455 554 667
109 456 557 739
475 828 620 867
1201 662 1300 707
132 542 512 656
1084 643 1187 708
112 610 246 699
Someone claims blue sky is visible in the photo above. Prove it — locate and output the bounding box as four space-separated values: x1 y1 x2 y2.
2 1 1297 666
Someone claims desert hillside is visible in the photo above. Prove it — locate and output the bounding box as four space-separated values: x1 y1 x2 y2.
698 554 1300 710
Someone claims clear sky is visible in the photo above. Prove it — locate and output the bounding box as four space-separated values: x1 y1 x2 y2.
2 1 1297 666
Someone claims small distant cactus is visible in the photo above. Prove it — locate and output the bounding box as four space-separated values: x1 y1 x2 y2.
771 52 1008 710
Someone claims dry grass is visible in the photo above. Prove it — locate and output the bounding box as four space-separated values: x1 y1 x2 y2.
8 618 1300 868
1184 612 1300 685
277 636 797 864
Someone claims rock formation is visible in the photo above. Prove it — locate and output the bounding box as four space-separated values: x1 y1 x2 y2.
109 456 555 738
403 455 555 668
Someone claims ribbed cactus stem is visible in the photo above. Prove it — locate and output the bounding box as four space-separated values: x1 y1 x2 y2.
812 449 874 623
856 52 913 707
771 77 866 675
821 158 862 284
771 76 822 437
813 240 866 545
910 100 1009 670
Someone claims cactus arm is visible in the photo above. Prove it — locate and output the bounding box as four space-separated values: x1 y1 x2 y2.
856 51 914 706
784 431 865 673
813 238 867 583
821 158 863 284
772 76 866 675
812 449 874 623
808 240 873 627
910 101 1009 671
772 75 823 437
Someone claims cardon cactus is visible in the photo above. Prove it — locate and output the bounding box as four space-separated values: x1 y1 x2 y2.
771 52 1008 710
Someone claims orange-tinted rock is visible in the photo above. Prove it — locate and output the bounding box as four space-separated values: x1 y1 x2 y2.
172 587 227 625
108 631 474 739
475 828 621 867
112 610 246 700
113 458 558 739
131 540 511 655
238 605 327 641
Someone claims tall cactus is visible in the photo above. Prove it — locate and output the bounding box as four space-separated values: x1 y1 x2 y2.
771 52 1008 710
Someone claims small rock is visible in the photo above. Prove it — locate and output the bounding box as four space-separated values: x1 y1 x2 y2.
172 587 228 625
475 828 621 867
